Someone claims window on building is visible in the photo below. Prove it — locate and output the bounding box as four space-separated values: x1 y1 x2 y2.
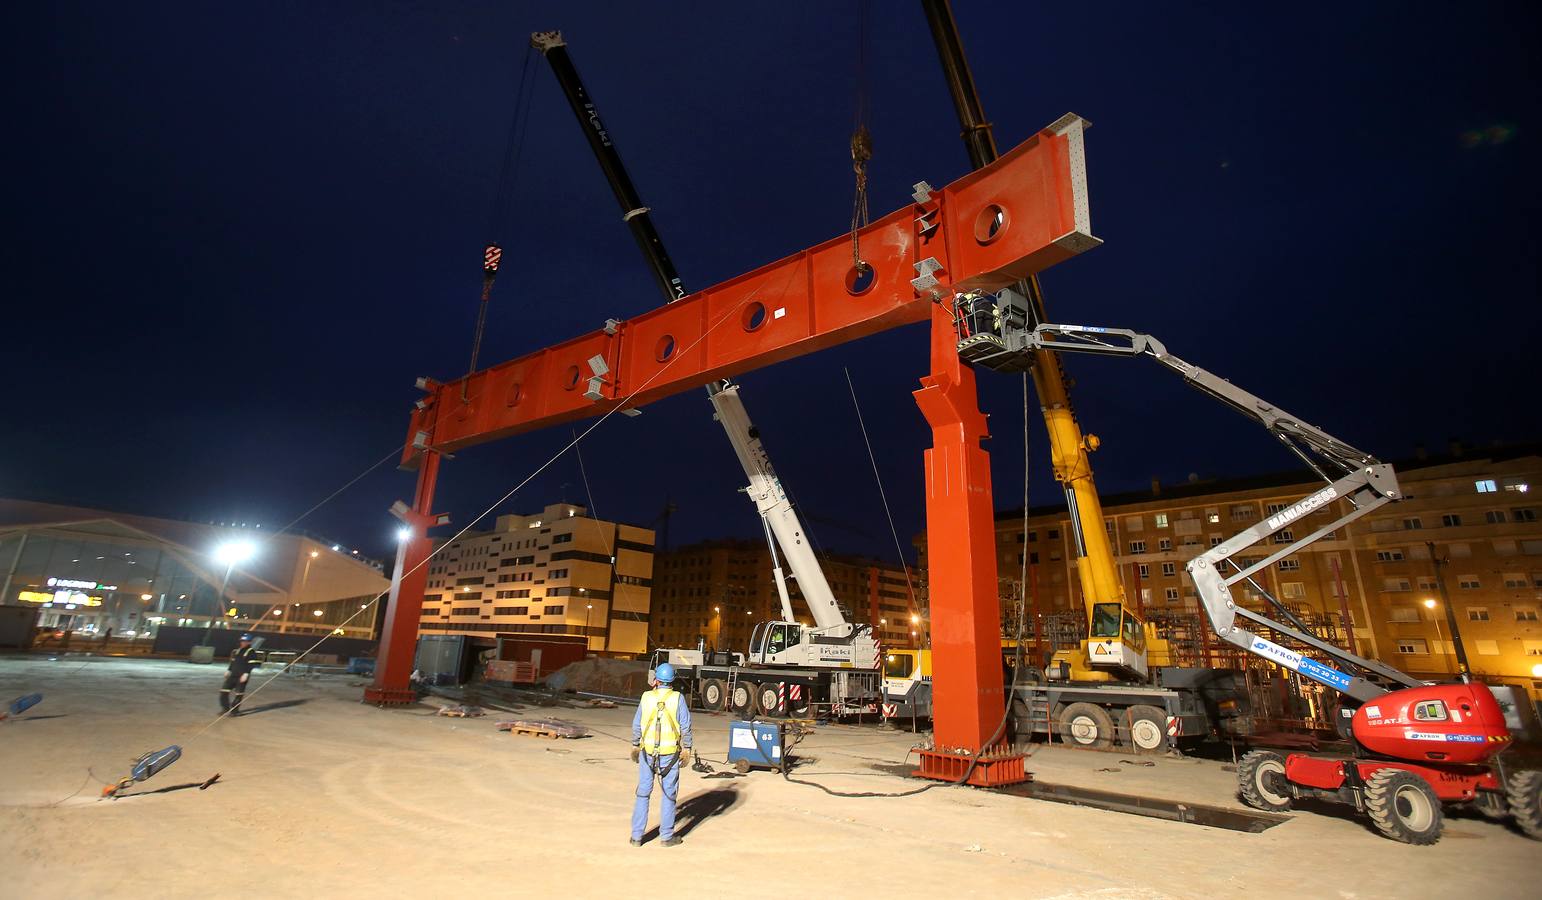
1210 535 1222 547
1518 609 1540 623
1272 530 1294 544
1281 582 1305 599
549 568 569 579
1129 541 1147 554
1503 573 1528 589
1158 538 1172 551
1503 478 1531 493
1514 508 1538 523
1278 557 1301 571
1161 562 1177 577
543 604 564 615
1206 509 1220 524
1047 529 1060 540
1016 532 1026 543
1381 577 1411 592
1442 514 1463 527
1473 640 1500 656
1476 479 1497 494
1495 540 1519 556
1266 502 1287 516
1376 550 1405 562
1154 514 1169 528
1485 510 1507 524
1388 606 1420 622
1467 607 1490 621
1231 506 1254 522
1458 575 1481 590
1525 641 1542 656
552 533 573 544
1396 638 1428 654
1165 588 1180 601
1027 531 1038 542
1401 517 1422 530
1449 543 1472 558
1137 564 1150 578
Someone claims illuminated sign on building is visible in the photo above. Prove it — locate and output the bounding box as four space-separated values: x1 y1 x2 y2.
18 590 104 608
47 577 118 591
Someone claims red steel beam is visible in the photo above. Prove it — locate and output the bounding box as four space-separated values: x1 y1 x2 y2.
403 114 1097 463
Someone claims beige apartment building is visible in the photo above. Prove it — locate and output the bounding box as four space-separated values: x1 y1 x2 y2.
415 503 654 655
916 446 1542 698
648 539 919 652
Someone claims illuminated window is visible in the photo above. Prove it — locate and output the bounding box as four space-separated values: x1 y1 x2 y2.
1154 514 1169 528
1396 638 1428 655
1476 479 1497 493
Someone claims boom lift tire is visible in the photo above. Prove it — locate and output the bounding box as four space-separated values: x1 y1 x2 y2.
1365 768 1443 845
1237 750 1293 812
700 679 727 712
1057 702 1115 749
756 682 784 718
730 682 757 717
1506 770 1542 840
1121 704 1168 754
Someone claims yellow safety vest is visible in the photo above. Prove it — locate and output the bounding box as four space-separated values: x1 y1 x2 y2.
639 688 682 755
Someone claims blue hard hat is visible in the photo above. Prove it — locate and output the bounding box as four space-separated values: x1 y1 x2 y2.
654 662 676 684
239 634 253 641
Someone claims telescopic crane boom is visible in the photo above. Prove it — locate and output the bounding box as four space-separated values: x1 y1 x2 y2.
530 30 850 638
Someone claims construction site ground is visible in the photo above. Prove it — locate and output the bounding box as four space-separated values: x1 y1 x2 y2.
1 655 1537 899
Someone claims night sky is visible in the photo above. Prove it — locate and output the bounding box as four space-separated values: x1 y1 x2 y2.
6 2 1536 565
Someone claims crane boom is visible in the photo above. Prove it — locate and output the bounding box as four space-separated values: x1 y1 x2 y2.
921 0 1138 678
531 30 849 634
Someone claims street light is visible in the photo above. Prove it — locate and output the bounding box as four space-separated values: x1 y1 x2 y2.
200 539 257 644
1424 598 1450 674
585 603 594 651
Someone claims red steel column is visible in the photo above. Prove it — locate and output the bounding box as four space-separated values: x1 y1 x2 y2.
913 302 1023 784
364 451 441 705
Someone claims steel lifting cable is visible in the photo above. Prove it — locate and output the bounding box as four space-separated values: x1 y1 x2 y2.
842 367 919 609
463 43 539 400
848 0 873 274
185 258 810 745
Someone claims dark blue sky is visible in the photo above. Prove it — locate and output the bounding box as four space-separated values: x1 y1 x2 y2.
5 2 1536 563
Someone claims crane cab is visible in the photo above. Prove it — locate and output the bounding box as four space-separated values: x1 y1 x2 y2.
1050 602 1150 682
747 620 879 669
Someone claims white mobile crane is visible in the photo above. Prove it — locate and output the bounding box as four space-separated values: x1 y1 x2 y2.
953 290 1542 844
530 32 883 719
654 384 884 719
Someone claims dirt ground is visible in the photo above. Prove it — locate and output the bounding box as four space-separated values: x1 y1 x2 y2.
1 655 1537 899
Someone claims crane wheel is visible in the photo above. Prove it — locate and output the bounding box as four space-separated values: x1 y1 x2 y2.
755 683 784 718
730 682 757 717
1505 770 1542 840
700 679 727 712
1237 750 1292 812
1364 768 1443 845
1121 705 1168 754
1057 702 1114 749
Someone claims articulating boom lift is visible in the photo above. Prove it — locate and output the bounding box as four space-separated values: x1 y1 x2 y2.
952 296 1542 843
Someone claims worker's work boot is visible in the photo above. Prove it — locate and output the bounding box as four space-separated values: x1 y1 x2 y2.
661 836 681 847
629 838 642 847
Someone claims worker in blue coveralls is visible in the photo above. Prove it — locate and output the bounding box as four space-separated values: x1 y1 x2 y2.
629 662 693 846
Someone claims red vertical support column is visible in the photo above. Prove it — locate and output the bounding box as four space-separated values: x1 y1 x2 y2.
912 302 1026 786
364 452 441 706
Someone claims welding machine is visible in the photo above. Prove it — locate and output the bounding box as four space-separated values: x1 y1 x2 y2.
727 719 786 773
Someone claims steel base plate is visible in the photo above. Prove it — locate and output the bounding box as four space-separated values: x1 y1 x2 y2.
913 748 1029 787
363 686 418 706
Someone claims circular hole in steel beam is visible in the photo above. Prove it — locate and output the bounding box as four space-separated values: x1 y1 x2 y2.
742 302 767 332
844 264 876 296
562 365 581 390
974 204 1008 244
506 382 523 407
655 334 676 362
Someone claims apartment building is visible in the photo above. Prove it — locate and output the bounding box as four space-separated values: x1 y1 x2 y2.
648 539 919 651
416 503 654 655
917 446 1542 697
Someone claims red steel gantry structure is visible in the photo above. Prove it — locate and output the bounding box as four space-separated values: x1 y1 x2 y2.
368 115 1100 783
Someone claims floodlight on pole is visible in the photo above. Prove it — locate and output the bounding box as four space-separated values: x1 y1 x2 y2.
201 539 258 644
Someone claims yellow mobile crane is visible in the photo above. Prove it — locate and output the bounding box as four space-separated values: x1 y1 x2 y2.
921 0 1166 684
